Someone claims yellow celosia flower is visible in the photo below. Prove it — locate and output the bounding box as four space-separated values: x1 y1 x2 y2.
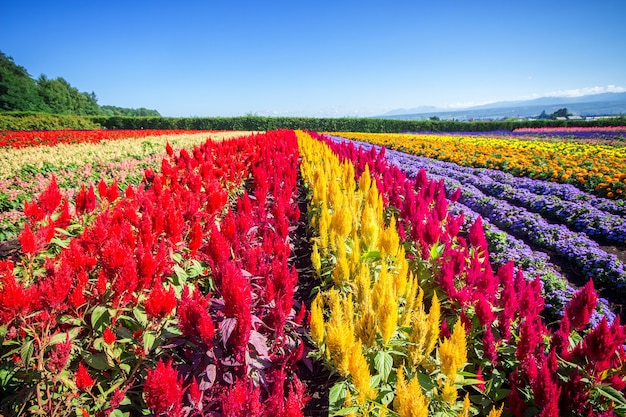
360 204 379 250
408 307 428 368
318 205 331 251
439 320 467 381
355 304 377 347
348 341 377 405
311 242 322 276
325 290 356 376
394 368 428 417
376 265 398 346
442 379 457 404
380 216 400 257
393 247 409 298
359 165 372 195
355 265 371 307
310 292 325 346
332 243 350 286
425 291 440 357
487 404 504 417
458 393 471 417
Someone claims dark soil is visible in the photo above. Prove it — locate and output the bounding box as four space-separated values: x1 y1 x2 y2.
291 181 334 417
0 238 20 262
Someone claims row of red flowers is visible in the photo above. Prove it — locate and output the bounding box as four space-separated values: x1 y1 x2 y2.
0 129 215 148
0 130 306 416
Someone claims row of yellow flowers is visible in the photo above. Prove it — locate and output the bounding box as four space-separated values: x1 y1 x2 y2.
327 132 626 199
296 131 502 417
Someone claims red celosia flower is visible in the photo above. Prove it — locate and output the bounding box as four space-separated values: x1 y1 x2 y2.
516 318 541 365
531 355 561 417
145 285 177 320
550 314 571 359
48 333 72 372
18 223 37 255
177 287 215 346
103 327 116 344
220 262 252 359
564 280 598 331
0 263 30 323
85 184 97 213
475 294 495 326
507 369 527 417
144 359 183 417
475 367 485 392
188 219 203 255
578 316 625 371
76 362 95 390
482 326 498 365
110 386 129 408
39 176 62 216
449 187 462 203
468 216 488 255
558 372 590 415
221 378 263 417
188 376 202 409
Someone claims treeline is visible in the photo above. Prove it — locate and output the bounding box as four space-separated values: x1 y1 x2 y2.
0 52 160 117
2 112 625 132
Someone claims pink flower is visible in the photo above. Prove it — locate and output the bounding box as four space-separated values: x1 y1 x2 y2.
564 280 598 331
143 359 183 417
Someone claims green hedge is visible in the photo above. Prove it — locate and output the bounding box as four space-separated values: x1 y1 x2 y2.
2 112 626 132
0 112 102 130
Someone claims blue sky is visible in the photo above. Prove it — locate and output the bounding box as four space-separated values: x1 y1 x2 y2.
2 0 625 117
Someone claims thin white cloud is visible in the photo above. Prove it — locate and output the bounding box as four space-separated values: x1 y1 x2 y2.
543 85 626 98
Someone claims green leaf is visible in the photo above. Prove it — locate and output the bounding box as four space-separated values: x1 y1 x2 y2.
133 306 148 327
595 385 626 407
83 352 112 370
329 381 348 409
332 407 360 416
416 373 436 391
378 383 394 405
20 339 34 368
374 351 393 383
49 327 81 345
91 305 110 332
143 330 157 354
189 260 205 278
173 264 188 283
361 250 381 261
109 409 130 417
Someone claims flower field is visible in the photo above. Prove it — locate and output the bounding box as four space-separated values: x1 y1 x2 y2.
1 129 625 417
330 131 626 199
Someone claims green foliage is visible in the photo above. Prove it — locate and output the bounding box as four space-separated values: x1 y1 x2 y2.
86 114 626 133
0 112 102 130
0 51 160 118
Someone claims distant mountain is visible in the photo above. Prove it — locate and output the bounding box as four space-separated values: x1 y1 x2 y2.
377 92 626 120
381 105 440 116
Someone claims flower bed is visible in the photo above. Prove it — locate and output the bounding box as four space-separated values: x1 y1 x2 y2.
1 130 625 417
329 132 626 199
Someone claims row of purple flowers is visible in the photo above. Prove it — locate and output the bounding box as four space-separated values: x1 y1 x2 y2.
325 135 621 321
381 154 626 245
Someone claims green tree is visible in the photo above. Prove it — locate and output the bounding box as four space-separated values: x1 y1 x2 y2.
0 51 45 111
